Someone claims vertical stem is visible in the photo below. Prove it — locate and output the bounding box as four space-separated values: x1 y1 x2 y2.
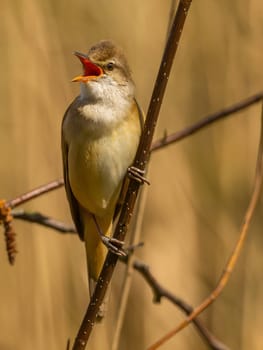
72 1 193 349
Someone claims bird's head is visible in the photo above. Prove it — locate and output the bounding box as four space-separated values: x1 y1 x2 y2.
72 40 134 92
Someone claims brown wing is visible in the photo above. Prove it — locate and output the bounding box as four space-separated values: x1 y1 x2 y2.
113 98 144 220
61 101 84 240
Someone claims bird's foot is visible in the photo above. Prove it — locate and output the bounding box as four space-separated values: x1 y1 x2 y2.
127 166 150 185
101 236 126 257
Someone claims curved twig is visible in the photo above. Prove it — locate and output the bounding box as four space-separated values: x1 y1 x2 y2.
147 102 263 349
134 261 229 350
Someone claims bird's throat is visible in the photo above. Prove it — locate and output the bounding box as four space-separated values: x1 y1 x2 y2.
78 79 134 129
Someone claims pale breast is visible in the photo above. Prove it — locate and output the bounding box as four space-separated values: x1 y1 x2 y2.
66 103 141 216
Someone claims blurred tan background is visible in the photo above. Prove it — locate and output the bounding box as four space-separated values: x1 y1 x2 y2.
1 0 263 349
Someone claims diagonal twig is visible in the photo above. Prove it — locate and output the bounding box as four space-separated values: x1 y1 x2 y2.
147 101 263 350
12 210 76 233
72 1 193 349
134 260 229 350
7 179 64 208
151 92 263 152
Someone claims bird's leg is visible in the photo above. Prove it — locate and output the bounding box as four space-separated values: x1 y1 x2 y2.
127 166 150 185
92 214 126 257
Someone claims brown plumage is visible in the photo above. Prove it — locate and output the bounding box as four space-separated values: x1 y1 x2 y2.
62 40 143 295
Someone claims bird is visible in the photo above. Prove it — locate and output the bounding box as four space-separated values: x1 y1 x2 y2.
61 40 143 304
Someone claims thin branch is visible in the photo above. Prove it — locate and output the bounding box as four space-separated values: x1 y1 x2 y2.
12 210 76 233
72 2 193 349
7 179 64 208
134 261 229 350
151 92 263 152
147 102 263 350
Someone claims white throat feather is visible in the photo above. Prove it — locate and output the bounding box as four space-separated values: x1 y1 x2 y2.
78 76 134 128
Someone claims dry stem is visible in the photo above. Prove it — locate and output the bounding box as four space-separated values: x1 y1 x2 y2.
134 261 229 350
72 1 193 349
147 102 263 349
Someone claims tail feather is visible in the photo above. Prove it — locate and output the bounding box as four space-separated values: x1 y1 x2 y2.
83 213 112 281
81 210 112 320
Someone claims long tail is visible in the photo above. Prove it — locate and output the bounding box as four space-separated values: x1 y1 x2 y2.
83 213 112 283
81 211 112 319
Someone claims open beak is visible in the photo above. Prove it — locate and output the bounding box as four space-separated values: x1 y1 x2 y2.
72 51 103 82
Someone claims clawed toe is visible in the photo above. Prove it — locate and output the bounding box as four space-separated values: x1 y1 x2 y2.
101 236 126 257
127 166 150 185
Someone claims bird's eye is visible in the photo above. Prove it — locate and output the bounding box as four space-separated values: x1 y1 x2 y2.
106 62 114 71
